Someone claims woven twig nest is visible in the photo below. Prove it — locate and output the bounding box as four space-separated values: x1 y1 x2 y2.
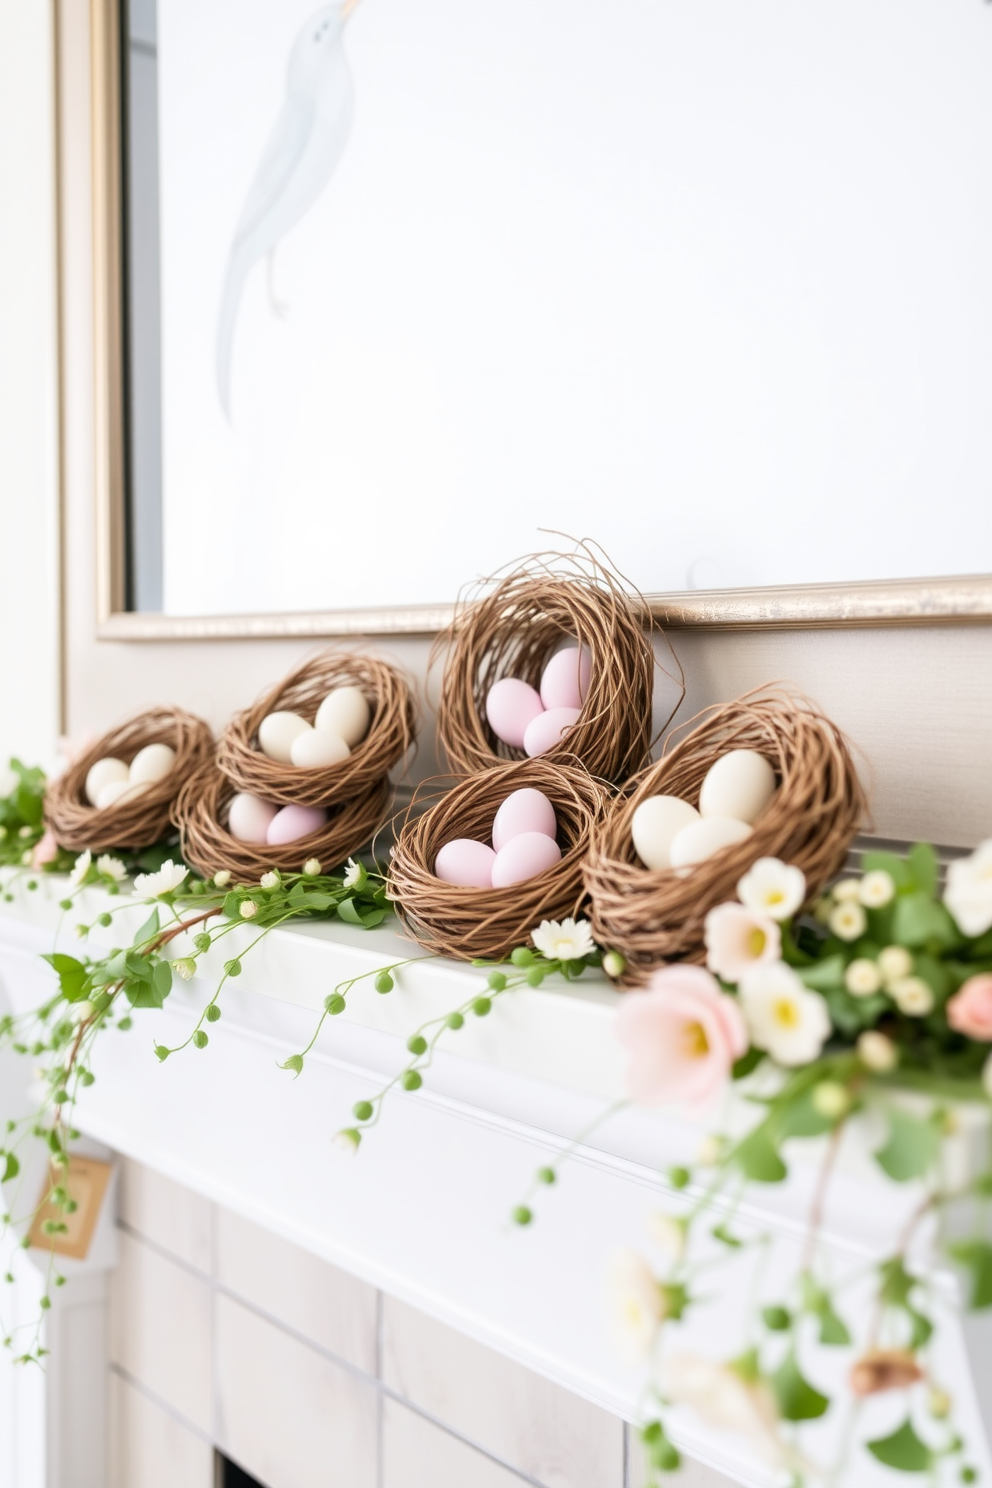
174 760 391 881
218 651 416 806
433 545 681 784
584 688 869 985
387 758 610 962
44 707 214 854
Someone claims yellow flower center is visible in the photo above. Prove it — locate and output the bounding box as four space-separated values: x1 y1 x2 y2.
748 928 767 957
682 1020 710 1058
773 998 800 1028
766 889 785 905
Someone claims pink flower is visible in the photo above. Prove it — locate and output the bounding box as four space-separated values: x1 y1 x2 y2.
616 966 749 1112
31 829 59 868
704 902 781 984
947 975 992 1041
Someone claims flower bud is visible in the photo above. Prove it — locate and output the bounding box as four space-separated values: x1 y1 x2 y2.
213 870 232 888
857 1030 897 1072
603 950 627 980
303 858 322 877
239 900 258 919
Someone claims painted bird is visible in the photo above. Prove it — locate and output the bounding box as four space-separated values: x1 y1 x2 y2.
216 0 360 419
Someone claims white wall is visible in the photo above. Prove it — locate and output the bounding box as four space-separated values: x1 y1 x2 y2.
0 0 61 771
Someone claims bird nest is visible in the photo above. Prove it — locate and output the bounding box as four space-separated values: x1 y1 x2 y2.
433 545 681 784
584 688 869 985
386 758 610 962
44 707 214 854
174 759 391 881
218 651 416 806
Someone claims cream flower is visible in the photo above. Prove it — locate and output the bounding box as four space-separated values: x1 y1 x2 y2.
172 958 196 981
844 958 882 997
704 903 781 984
259 870 280 890
858 1030 897 1072
739 962 830 1067
890 976 934 1017
0 765 19 799
878 945 913 985
96 854 126 882
828 901 867 942
239 899 258 919
696 1134 725 1166
302 858 323 877
68 850 92 888
133 859 188 898
343 858 365 889
832 879 861 902
607 1249 664 1366
859 870 895 908
657 1355 786 1469
213 870 232 888
532 917 596 963
945 841 992 938
736 858 805 922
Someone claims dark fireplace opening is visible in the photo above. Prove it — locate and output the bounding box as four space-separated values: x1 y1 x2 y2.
215 1453 269 1488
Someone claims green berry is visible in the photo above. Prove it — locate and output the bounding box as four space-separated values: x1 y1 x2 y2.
117 1017 133 1031
762 1305 791 1332
98 913 112 927
374 971 394 994
59 899 72 911
353 1100 374 1121
205 1004 221 1023
473 997 492 1017
407 1035 428 1055
402 1070 422 1091
325 993 346 1015
668 1165 691 1191
193 933 211 952
510 947 534 967
512 1206 532 1226
537 1166 556 1185
487 971 507 991
526 966 545 987
445 1012 464 1030
224 959 242 977
192 1030 208 1049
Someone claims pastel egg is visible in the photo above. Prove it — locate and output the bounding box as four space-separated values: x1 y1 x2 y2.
314 687 371 748
85 756 129 807
699 750 776 824
522 706 581 759
266 804 328 846
228 793 279 844
128 742 176 785
492 788 558 852
540 646 591 711
434 839 496 889
491 831 562 888
669 816 753 869
95 778 150 811
257 711 312 764
485 678 545 749
631 795 701 871
290 729 350 768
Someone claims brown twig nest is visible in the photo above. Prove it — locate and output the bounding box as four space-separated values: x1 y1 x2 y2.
218 651 416 806
387 758 611 962
174 759 391 881
44 707 214 854
584 687 869 985
433 543 682 783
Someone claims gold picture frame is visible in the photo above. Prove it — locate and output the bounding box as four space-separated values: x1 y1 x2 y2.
28 1155 113 1262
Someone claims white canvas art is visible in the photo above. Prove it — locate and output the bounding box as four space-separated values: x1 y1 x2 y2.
157 0 992 616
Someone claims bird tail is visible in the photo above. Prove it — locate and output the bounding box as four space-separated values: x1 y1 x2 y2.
216 244 252 422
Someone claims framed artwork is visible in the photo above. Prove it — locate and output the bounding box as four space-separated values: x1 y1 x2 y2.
28 1155 113 1262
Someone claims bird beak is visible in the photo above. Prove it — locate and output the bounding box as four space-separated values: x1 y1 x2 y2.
342 0 361 15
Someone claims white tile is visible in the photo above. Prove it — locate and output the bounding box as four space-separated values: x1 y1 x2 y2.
109 1371 214 1488
214 1205 376 1373
382 1297 623 1488
215 1292 377 1488
118 1157 212 1273
109 1230 212 1433
383 1397 529 1488
627 1427 740 1488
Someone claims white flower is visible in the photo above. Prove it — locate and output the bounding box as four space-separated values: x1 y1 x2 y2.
96 854 126 882
845 958 882 997
302 858 322 877
736 858 805 922
133 859 188 898
259 870 280 890
239 899 258 919
532 917 596 963
945 841 992 938
832 879 862 902
333 1127 361 1156
739 962 830 1067
213 870 232 888
343 858 365 889
891 976 934 1017
858 1030 897 1072
607 1249 664 1366
657 1355 786 1470
0 765 19 798
859 870 895 908
645 1213 686 1266
696 1133 725 1166
704 902 781 983
878 945 913 985
828 901 867 942
172 958 196 981
68 850 92 888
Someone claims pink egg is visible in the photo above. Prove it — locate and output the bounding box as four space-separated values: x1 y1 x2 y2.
522 706 581 759
434 839 496 889
491 788 557 852
539 646 591 710
228 793 279 844
265 804 328 846
485 677 545 749
491 832 562 888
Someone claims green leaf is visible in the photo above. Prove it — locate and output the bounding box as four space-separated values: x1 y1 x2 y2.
134 906 161 947
1 1153 20 1183
779 1093 835 1140
879 1257 916 1309
892 892 957 951
948 1240 992 1310
906 842 938 898
861 851 914 891
732 1126 787 1183
874 1108 940 1183
336 898 367 926
867 1418 933 1473
152 960 173 1000
125 976 167 1010
908 1306 933 1348
772 1351 829 1421
817 1301 852 1346
797 955 847 993
41 953 89 1003
731 1047 764 1080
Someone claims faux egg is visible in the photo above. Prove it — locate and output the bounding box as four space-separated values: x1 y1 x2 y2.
491 831 562 888
258 711 312 764
522 706 581 759
228 793 279 844
128 742 177 785
314 687 371 748
699 750 776 824
540 646 591 711
485 678 544 749
669 816 753 869
290 729 350 768
85 756 128 807
491 788 557 852
434 839 497 889
631 795 700 871
266 804 328 846
95 779 150 811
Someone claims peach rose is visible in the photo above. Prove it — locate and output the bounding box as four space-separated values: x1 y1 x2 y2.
947 975 992 1041
616 965 749 1112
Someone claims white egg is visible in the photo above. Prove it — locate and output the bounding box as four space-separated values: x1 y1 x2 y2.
228 793 279 844
128 742 177 785
257 711 312 763
95 779 151 811
669 816 753 869
314 687 371 748
290 729 350 768
84 756 128 807
699 750 776 824
630 795 700 871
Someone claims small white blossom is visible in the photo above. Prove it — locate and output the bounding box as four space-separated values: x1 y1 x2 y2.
891 976 934 1017
74 923 88 939
739 962 830 1067
878 945 913 985
736 858 805 922
239 899 258 919
845 958 882 997
696 1134 724 1166
68 850 93 888
858 1030 898 1072
945 841 992 938
17 825 32 839
133 859 189 898
20 849 32 864
645 1212 686 1266
0 765 19 798
96 854 126 882
859 870 895 908
531 917 596 962
260 870 280 890
833 879 861 902
333 1128 361 1156
829 901 867 942
343 858 365 889
173 958 196 981
213 870 232 888
303 858 322 877
602 950 626 980
607 1249 664 1366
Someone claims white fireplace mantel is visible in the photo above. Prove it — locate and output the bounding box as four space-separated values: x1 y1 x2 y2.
1 871 991 1488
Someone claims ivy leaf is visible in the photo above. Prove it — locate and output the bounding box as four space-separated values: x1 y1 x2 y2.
779 1093 835 1140
906 843 938 898
134 906 161 947
892 893 957 951
41 953 89 1003
772 1351 829 1421
125 976 167 1010
879 1257 916 1309
731 1046 764 1080
908 1306 933 1348
947 1240 992 1310
867 1418 933 1473
797 955 846 993
1 1153 19 1183
732 1127 787 1184
337 898 386 929
874 1109 939 1182
153 960 173 1001
817 1300 852 1346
